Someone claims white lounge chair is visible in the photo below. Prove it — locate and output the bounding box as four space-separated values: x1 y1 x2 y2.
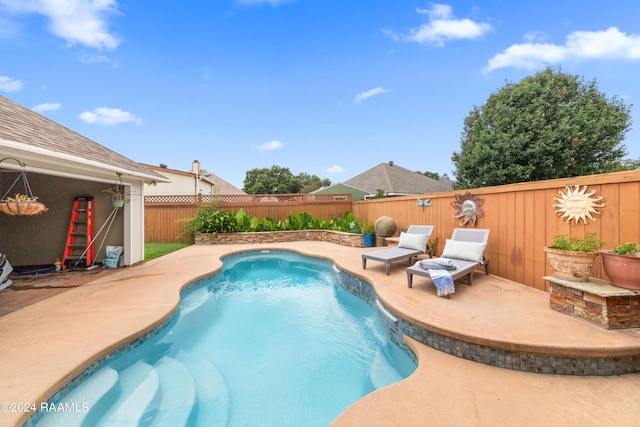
361 225 434 275
407 228 490 292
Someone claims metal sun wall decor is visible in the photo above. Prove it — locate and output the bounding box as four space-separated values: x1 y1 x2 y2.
451 191 483 226
552 185 605 225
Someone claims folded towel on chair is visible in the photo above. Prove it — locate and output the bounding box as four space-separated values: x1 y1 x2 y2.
418 258 457 297
419 258 458 271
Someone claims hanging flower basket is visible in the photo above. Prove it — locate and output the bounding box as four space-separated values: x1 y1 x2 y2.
0 199 48 216
0 158 48 216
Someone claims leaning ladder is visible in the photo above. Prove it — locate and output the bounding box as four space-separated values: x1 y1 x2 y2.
62 196 95 269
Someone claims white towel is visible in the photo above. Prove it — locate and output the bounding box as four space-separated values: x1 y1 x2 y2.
418 258 457 297
427 269 456 297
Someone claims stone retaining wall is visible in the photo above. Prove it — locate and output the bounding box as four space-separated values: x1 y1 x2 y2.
195 230 365 247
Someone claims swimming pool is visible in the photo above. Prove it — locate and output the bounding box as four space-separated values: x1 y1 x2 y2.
35 250 417 426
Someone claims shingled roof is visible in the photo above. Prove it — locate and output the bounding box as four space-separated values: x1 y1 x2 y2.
344 161 453 196
0 95 163 181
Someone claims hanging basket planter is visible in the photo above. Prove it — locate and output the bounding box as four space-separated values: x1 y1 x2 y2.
0 199 48 216
0 157 48 216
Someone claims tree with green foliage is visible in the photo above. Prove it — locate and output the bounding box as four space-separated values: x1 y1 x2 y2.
243 165 331 194
298 173 332 193
452 67 632 188
243 165 301 194
417 170 440 180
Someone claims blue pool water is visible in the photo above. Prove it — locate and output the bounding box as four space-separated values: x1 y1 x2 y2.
36 250 417 427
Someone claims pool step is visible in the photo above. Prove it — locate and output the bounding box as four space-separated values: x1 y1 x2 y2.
35 367 119 427
179 286 211 315
98 360 160 425
369 347 403 390
176 350 230 427
147 355 197 426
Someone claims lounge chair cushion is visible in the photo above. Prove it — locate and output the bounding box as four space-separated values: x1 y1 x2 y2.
397 232 429 252
441 239 486 263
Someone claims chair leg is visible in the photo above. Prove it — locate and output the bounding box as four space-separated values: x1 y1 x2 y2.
407 272 413 288
362 257 367 270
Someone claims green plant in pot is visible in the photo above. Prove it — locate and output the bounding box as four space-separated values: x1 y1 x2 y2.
362 221 376 248
599 242 640 290
103 172 126 207
544 233 605 282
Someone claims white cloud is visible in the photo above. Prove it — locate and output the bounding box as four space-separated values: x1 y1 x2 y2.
256 140 284 151
78 107 143 126
77 52 112 64
486 27 640 72
354 87 390 103
0 0 121 50
0 75 22 92
324 165 345 174
32 102 61 112
387 3 492 47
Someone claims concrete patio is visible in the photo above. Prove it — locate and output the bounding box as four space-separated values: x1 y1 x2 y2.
1 242 639 427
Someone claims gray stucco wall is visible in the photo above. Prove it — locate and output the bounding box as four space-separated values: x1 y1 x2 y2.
0 172 124 267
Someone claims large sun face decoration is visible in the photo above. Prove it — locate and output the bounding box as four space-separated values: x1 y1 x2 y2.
552 185 605 225
451 191 483 226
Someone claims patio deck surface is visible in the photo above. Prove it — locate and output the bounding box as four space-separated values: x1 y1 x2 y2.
1 242 639 427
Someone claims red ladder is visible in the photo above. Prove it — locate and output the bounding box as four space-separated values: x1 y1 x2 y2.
62 196 95 269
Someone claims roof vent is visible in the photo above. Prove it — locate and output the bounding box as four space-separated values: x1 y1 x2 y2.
159 163 167 168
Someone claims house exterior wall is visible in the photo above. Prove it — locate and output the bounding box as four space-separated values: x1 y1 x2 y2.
126 180 145 266
144 170 215 196
0 173 126 267
315 184 369 201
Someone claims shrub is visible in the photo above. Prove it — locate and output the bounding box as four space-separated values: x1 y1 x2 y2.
182 208 364 236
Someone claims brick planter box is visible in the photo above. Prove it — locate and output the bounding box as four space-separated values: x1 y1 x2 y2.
545 276 640 329
195 230 366 247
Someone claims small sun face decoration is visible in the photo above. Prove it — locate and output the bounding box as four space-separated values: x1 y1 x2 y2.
451 191 483 226
552 185 605 225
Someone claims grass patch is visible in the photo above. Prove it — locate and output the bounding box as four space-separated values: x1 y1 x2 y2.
144 242 192 261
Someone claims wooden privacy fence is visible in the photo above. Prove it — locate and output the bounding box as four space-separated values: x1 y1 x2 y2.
144 193 353 243
144 170 640 292
351 170 640 291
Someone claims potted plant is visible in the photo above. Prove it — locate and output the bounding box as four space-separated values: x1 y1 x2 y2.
103 173 126 207
0 193 48 215
362 221 376 248
599 242 640 290
543 233 605 282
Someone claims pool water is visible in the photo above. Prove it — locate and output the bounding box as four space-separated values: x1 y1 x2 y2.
36 251 417 427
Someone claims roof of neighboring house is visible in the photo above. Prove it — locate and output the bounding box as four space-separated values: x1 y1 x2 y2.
140 163 246 195
0 95 165 182
344 161 453 196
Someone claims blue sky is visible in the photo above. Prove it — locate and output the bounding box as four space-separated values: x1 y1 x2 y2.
1 1 639 190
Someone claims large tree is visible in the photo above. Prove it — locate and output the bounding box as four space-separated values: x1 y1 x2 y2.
243 165 301 194
243 166 332 194
452 67 632 188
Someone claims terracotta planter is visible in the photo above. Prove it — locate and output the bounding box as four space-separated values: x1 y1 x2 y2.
543 247 599 282
600 250 640 290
